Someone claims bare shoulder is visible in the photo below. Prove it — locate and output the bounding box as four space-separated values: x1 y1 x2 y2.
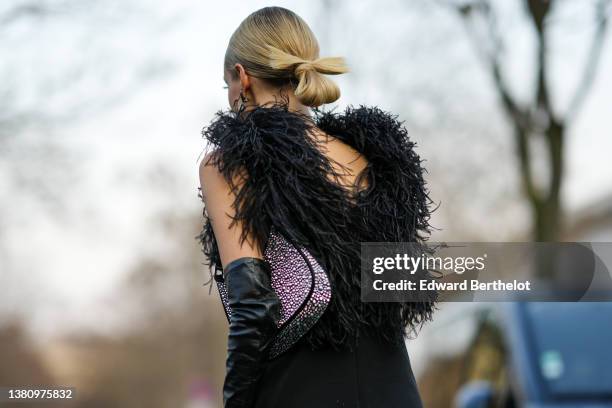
197 151 218 201
198 149 249 203
197 150 214 176
199 150 220 178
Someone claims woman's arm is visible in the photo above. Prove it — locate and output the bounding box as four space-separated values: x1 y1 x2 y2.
199 151 263 265
199 152 281 408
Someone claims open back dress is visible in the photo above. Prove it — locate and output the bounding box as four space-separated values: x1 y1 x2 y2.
196 100 438 408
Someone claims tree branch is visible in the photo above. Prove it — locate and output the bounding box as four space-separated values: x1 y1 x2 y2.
566 0 610 122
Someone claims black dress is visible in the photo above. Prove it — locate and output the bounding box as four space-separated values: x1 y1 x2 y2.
196 99 437 407
253 332 423 408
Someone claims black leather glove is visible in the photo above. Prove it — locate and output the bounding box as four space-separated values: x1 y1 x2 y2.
222 257 281 408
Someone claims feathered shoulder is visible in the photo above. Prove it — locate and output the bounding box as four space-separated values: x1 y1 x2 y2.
196 99 438 350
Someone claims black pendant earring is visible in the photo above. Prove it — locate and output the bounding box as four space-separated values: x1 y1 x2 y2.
239 89 249 107
235 89 249 116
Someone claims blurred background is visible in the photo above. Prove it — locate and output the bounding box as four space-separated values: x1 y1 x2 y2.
1 0 611 407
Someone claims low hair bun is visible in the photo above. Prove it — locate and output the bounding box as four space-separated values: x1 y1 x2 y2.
267 45 350 108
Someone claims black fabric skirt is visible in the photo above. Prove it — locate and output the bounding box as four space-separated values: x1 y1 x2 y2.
253 331 423 408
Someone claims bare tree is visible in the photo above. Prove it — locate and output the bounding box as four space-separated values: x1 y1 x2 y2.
437 0 610 241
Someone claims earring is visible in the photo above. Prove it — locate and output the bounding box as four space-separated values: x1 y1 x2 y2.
239 89 249 109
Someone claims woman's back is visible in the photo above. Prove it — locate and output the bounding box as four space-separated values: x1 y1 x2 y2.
198 101 436 352
308 128 370 200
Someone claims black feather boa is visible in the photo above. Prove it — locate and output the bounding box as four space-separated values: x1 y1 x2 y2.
196 100 439 352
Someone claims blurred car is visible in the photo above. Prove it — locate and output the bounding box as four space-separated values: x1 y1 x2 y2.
455 302 612 408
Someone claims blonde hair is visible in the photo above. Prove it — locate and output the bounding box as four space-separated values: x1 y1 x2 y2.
224 6 350 107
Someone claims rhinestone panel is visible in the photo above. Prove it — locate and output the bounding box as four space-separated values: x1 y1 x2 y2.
214 226 332 359
265 228 312 326
215 269 232 322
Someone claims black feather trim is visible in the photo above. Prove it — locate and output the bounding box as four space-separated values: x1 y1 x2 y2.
195 99 440 352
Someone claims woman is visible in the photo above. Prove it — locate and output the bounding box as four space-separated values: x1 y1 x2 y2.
197 6 437 408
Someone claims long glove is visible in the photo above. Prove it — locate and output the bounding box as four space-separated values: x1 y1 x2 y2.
222 257 281 408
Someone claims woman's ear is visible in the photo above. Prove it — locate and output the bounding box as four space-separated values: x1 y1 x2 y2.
234 63 251 92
